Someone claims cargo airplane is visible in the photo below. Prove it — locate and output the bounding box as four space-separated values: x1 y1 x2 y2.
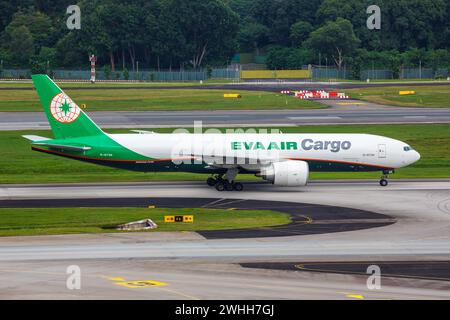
23 75 420 191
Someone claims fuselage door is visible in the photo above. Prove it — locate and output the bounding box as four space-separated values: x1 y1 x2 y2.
378 144 386 158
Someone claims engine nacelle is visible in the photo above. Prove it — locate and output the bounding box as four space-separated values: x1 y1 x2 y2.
260 160 309 187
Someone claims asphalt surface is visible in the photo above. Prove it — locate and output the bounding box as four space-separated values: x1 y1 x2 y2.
2 80 450 129
241 261 450 282
1 180 450 299
0 197 395 239
2 100 450 130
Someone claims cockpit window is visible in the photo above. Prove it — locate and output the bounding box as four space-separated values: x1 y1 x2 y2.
404 146 413 151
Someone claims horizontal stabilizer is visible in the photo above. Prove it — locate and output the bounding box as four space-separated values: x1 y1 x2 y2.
130 130 158 134
22 135 50 142
33 142 91 152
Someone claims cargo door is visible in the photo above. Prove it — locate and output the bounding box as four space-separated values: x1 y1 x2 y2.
378 144 386 158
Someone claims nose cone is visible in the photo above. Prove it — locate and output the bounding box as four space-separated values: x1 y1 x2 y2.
410 150 421 164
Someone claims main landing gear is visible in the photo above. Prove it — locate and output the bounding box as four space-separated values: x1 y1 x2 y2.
206 169 243 192
379 170 394 187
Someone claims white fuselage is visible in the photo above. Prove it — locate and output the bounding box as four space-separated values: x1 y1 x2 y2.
110 133 421 172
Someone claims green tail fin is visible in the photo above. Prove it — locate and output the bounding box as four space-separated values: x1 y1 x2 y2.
32 74 104 139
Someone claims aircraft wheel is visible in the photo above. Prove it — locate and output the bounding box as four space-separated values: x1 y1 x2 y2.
380 179 388 187
233 182 244 191
215 181 225 191
224 181 234 191
207 177 217 187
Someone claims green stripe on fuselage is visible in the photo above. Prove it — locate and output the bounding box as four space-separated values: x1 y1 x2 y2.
31 134 153 162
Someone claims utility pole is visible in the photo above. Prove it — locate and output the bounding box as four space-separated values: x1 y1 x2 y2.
419 60 422 79
137 61 139 81
372 61 375 80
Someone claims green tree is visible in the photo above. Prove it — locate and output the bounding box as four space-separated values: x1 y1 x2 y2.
6 9 53 50
0 0 33 31
5 25 35 65
123 68 129 80
290 21 313 47
401 48 427 67
306 18 360 70
380 0 446 50
238 17 269 54
266 46 313 69
159 0 239 69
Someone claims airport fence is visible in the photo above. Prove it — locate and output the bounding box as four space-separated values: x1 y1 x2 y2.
400 67 449 79
240 69 311 79
0 69 32 79
0 68 211 81
54 69 208 81
1 67 448 81
360 69 394 80
210 68 240 79
311 67 352 80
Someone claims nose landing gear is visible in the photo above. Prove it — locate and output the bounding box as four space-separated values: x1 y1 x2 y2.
379 170 394 187
380 177 388 187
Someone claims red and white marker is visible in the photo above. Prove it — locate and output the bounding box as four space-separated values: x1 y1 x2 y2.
89 54 97 83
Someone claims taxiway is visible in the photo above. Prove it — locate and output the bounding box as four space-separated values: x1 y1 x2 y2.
0 180 450 299
2 101 450 130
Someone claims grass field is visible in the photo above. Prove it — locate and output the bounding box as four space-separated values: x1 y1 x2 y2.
0 207 289 237
0 124 448 184
0 88 324 111
347 85 450 108
0 79 232 88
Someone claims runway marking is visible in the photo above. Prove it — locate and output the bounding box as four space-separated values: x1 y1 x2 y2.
338 291 397 300
201 198 247 208
201 198 227 208
404 116 427 118
336 102 366 105
102 275 200 299
287 116 342 120
115 280 167 289
210 199 247 208
157 287 201 300
294 262 450 282
343 293 365 300
106 276 167 288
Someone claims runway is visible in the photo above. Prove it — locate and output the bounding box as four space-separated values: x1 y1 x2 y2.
2 101 450 130
1 180 450 299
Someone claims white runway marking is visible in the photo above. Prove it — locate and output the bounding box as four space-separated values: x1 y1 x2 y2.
287 116 342 120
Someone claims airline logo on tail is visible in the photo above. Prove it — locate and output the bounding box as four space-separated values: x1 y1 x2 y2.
50 92 80 123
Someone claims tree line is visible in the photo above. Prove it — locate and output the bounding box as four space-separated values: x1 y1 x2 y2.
0 0 450 73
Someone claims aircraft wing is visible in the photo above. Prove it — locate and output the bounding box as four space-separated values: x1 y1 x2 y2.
187 153 279 170
130 130 158 134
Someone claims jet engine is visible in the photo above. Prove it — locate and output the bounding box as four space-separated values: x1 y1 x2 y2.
260 160 309 186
